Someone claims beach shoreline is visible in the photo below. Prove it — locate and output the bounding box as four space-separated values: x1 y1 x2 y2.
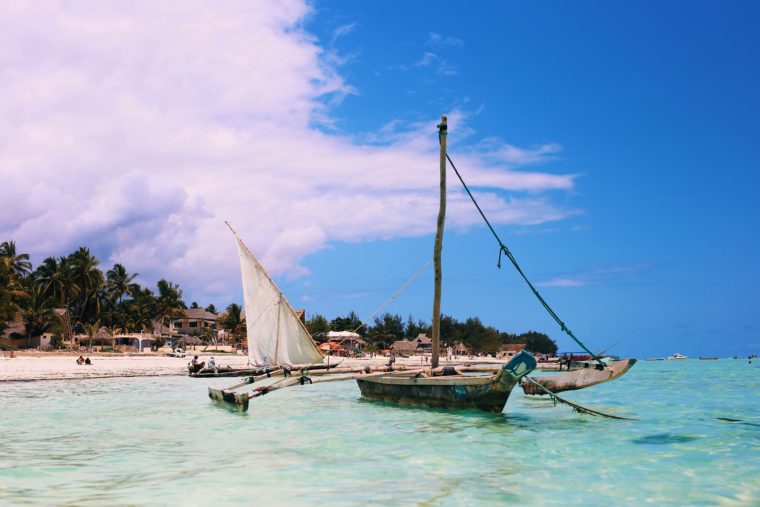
0 350 562 382
0 352 251 382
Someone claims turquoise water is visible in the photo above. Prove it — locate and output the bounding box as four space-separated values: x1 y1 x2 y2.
1 360 758 506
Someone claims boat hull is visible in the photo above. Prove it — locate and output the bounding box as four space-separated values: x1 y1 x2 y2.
356 373 519 412
521 358 637 395
356 351 536 413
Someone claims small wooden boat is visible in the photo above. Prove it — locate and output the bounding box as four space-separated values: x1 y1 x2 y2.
521 358 637 395
645 357 664 361
187 361 205 374
356 351 537 412
194 367 263 377
699 357 719 360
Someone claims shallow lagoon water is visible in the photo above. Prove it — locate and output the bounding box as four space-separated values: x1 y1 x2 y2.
1 360 758 505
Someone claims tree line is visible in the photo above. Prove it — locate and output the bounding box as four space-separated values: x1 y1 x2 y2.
0 241 243 348
1 240 557 354
306 311 557 354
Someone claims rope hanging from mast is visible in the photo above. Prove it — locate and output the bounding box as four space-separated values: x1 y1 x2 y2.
443 141 604 366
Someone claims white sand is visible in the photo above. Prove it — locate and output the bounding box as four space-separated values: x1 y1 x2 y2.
0 351 552 382
0 353 252 382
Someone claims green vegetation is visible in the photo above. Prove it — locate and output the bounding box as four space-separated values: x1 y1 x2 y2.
2 239 558 354
308 310 558 355
0 241 188 348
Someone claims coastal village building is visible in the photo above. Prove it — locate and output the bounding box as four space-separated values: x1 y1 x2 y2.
173 308 219 333
326 330 366 353
453 341 471 355
501 343 527 355
0 319 56 349
391 333 433 355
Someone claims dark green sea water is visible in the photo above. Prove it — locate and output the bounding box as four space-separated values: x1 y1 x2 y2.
1 360 758 505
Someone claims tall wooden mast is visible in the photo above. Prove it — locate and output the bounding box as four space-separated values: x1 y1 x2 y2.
431 115 447 369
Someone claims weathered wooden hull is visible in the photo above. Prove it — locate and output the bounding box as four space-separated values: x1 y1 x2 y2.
521 358 637 395
356 371 520 412
356 351 537 413
187 362 205 374
193 367 263 378
208 387 250 411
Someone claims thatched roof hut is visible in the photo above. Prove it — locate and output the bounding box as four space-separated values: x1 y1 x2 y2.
177 335 202 347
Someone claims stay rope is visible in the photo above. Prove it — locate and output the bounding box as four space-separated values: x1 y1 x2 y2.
522 376 636 420
351 259 432 335
443 136 603 366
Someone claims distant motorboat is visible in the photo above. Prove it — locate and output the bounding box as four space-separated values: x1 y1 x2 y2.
667 353 688 360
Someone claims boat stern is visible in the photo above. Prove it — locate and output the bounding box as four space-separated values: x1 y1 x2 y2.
497 350 537 390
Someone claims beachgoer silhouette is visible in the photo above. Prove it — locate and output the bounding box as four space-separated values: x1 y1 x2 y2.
76 356 85 365
84 357 92 365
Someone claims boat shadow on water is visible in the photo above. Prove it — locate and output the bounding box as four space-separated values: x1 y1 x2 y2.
631 433 701 445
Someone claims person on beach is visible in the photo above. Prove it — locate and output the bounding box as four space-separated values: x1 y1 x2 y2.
85 357 92 365
76 356 85 365
208 356 216 368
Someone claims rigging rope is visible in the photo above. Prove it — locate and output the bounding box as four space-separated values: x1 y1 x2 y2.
444 145 603 366
522 376 636 420
352 259 432 335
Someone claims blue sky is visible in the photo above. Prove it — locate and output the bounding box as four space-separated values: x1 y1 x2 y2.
2 1 757 357
290 0 760 357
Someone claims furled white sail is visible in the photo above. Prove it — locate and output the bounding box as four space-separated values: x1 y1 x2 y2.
235 236 322 367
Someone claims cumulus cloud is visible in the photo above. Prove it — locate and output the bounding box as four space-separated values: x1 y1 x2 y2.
0 0 579 303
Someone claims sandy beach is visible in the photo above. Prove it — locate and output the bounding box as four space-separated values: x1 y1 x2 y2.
0 351 535 382
0 352 255 382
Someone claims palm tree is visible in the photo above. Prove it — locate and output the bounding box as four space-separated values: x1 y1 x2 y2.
35 256 77 342
106 263 137 303
154 279 185 337
0 240 32 279
68 247 104 324
82 320 101 352
199 327 217 351
0 261 22 334
18 285 56 348
124 285 155 334
220 303 245 346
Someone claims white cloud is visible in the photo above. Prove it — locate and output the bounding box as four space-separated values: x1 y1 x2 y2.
0 1 579 304
536 264 651 287
332 22 357 42
416 52 438 67
426 32 464 49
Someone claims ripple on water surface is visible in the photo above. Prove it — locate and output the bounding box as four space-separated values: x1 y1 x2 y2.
1 360 759 505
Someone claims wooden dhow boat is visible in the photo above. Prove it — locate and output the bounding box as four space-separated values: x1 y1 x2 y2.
357 351 536 412
521 358 637 395
352 116 538 413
